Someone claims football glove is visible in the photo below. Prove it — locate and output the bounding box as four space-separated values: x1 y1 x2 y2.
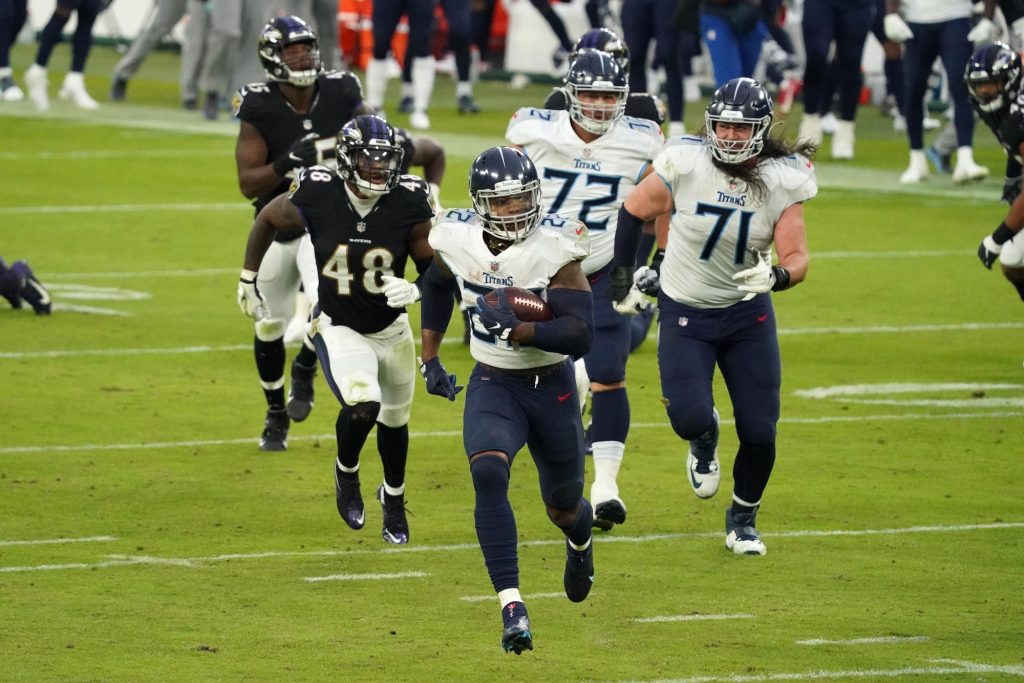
883 13 914 43
612 284 650 315
634 248 665 296
380 275 421 308
609 265 636 305
967 17 996 46
419 356 463 401
474 290 521 341
237 268 269 321
978 235 1002 269
272 133 319 176
1002 176 1022 206
732 252 776 300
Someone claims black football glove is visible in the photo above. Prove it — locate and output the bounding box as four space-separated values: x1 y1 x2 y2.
419 357 464 401
272 133 319 176
634 248 664 296
1002 176 1022 205
474 290 521 341
610 265 636 304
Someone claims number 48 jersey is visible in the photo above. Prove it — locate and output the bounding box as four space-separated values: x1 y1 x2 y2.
287 167 434 334
655 136 817 308
506 108 663 275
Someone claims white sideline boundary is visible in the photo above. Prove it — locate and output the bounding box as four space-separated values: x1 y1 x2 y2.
1 321 1021 361
303 571 428 583
796 636 930 646
0 411 1020 456
634 614 755 623
606 658 1024 682
0 522 1020 574
0 535 117 547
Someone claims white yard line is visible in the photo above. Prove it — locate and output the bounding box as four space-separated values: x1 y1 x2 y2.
634 614 755 623
796 636 930 646
606 659 1024 683
0 535 117 547
0 149 228 160
303 571 429 582
1 412 1020 456
0 522 1019 574
1 321 1019 361
0 202 248 215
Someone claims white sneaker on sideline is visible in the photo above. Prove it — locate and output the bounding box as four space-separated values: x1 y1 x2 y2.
24 63 49 111
820 112 838 135
0 76 23 101
59 71 99 110
831 120 855 159
409 109 430 130
953 161 990 184
797 113 823 145
900 150 930 184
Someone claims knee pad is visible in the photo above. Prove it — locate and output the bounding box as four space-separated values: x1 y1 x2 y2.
378 401 411 429
338 370 382 405
545 479 583 510
470 454 510 495
665 400 714 441
736 416 776 446
255 318 286 341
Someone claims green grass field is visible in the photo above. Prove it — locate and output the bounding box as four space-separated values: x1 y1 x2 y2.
1 44 1022 682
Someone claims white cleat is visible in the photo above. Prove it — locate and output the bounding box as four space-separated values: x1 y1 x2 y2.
686 408 720 499
409 109 430 130
0 77 24 102
797 113 822 145
831 120 855 159
820 112 838 135
725 507 767 556
900 151 930 184
24 64 49 111
59 71 99 110
952 161 989 184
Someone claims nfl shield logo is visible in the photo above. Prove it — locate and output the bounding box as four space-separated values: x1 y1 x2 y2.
490 262 500 272
356 221 367 233
678 316 689 327
303 119 313 130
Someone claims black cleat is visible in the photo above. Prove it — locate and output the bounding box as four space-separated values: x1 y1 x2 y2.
377 485 409 544
501 602 533 654
397 95 414 114
181 98 197 111
286 358 316 422
563 539 594 602
0 258 23 309
259 409 289 451
592 500 626 530
202 90 219 120
109 77 127 101
457 94 480 114
335 471 365 529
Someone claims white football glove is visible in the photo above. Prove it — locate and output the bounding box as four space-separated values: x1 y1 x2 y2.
428 182 443 214
611 285 650 315
633 265 660 295
884 13 914 43
732 252 776 301
967 17 996 46
237 268 269 321
380 275 421 308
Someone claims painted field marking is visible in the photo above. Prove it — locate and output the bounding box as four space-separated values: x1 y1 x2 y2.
460 591 565 603
604 658 1024 683
0 149 229 161
2 321 1021 362
795 383 1024 409
303 571 428 583
634 613 754 623
0 522 1019 574
796 636 930 646
0 535 117 547
1 411 1020 457
0 202 249 215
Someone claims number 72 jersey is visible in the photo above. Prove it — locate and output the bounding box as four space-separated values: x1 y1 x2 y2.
506 108 664 275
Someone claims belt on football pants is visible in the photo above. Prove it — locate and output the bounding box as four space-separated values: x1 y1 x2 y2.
477 359 568 380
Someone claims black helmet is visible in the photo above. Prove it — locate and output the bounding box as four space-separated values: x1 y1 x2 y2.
258 15 321 87
564 49 628 135
468 147 543 242
704 77 773 164
965 42 1022 113
570 28 630 72
336 115 405 195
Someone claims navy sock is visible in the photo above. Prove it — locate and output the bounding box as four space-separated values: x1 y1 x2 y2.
336 403 379 470
559 498 593 547
376 423 409 489
254 337 286 411
590 386 629 444
471 456 519 592
732 441 776 504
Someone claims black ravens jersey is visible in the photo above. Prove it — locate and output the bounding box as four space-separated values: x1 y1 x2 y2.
233 70 364 232
542 87 666 125
975 85 1024 178
287 167 434 334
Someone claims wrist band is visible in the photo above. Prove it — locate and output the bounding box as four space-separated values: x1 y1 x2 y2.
770 265 791 291
992 222 1016 245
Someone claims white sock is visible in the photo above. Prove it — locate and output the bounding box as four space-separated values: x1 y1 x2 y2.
336 459 359 474
365 58 389 109
956 145 975 166
592 440 624 489
568 536 591 552
0 67 11 78
383 482 405 497
412 56 435 112
401 81 413 98
498 588 522 607
456 81 473 98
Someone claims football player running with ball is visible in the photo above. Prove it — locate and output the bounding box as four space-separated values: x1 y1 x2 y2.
611 77 817 556
417 147 595 654
506 48 665 532
238 115 435 545
233 15 371 452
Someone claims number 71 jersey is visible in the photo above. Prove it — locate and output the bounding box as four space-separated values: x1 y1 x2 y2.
506 108 664 275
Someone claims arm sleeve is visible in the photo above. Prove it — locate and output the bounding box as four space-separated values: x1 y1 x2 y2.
613 204 646 267
530 288 594 357
419 260 457 332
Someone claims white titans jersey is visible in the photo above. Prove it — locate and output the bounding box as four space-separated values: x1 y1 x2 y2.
506 108 663 275
655 136 817 308
429 209 590 370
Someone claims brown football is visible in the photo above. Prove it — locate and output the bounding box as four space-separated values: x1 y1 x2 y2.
483 287 554 322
